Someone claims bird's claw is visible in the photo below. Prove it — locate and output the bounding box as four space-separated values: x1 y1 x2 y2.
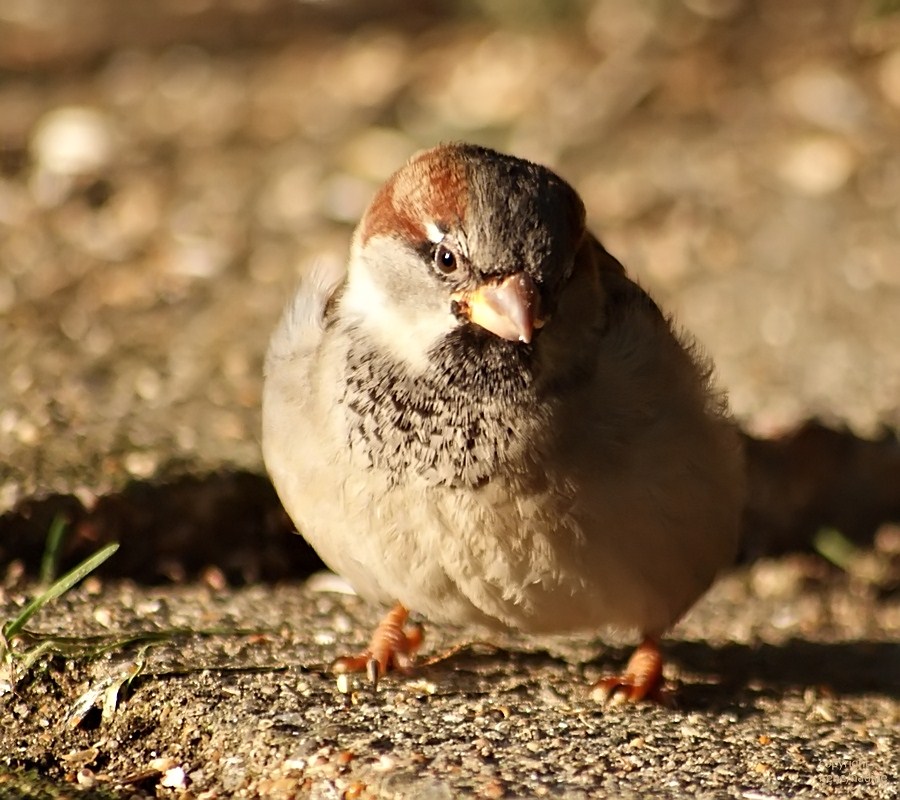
590 675 672 706
590 636 670 706
366 657 380 687
329 603 423 690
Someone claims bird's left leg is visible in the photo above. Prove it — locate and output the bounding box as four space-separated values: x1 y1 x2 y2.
331 603 423 687
590 636 668 704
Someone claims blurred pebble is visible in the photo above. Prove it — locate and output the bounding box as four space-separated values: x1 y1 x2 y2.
257 155 321 232
421 32 540 129
124 451 158 478
0 180 30 227
149 756 175 772
807 341 851 399
145 45 237 140
59 304 90 341
201 565 228 591
92 607 113 627
321 32 409 110
14 418 39 445
157 45 212 104
586 0 656 53
10 364 33 393
211 409 246 441
0 409 16 437
841 254 876 292
100 49 156 108
777 136 857 195
107 175 163 247
877 47 900 109
168 238 231 280
580 167 659 223
0 274 15 313
0 83 42 145
175 424 198 451
681 0 743 19
775 65 868 134
750 559 805 600
30 106 116 175
134 367 163 402
319 172 375 224
339 128 416 182
760 304 796 347
856 155 900 209
76 768 97 788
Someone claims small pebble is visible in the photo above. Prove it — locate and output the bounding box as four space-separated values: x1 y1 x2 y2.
775 65 867 133
777 136 856 195
161 765 187 789
30 107 116 175
76 768 97 788
877 48 900 109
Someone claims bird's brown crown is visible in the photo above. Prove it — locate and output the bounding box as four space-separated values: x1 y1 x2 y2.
359 145 469 247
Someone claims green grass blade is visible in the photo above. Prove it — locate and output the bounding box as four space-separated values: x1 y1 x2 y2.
813 527 856 571
2 542 120 642
39 515 69 586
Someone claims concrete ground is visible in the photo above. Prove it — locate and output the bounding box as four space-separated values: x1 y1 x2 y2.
1 1 898 797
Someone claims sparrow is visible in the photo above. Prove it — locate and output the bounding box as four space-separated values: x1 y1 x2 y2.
262 143 745 702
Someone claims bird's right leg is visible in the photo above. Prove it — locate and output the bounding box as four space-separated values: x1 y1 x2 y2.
331 603 423 687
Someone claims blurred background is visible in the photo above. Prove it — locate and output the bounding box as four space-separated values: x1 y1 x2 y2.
1 0 899 511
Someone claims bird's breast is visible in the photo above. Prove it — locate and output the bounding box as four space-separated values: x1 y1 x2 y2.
340 330 547 489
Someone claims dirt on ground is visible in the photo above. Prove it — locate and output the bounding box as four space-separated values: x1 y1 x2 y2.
1 0 899 798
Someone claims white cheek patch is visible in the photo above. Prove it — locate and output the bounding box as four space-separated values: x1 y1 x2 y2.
341 254 458 373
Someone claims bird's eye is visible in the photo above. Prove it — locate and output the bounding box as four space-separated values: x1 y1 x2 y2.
435 244 457 274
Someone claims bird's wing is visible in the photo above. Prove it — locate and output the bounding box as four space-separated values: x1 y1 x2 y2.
264 258 346 370
583 231 627 277
577 232 668 327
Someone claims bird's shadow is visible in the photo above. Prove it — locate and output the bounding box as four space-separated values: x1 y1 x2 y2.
666 638 900 704
412 637 900 710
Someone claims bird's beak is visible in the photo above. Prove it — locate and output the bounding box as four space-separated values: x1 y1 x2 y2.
452 272 543 344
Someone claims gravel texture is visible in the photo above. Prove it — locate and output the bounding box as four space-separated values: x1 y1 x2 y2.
1 560 898 799
2 0 899 508
0 0 899 798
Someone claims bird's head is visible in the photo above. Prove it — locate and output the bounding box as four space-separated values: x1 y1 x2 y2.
338 143 588 370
